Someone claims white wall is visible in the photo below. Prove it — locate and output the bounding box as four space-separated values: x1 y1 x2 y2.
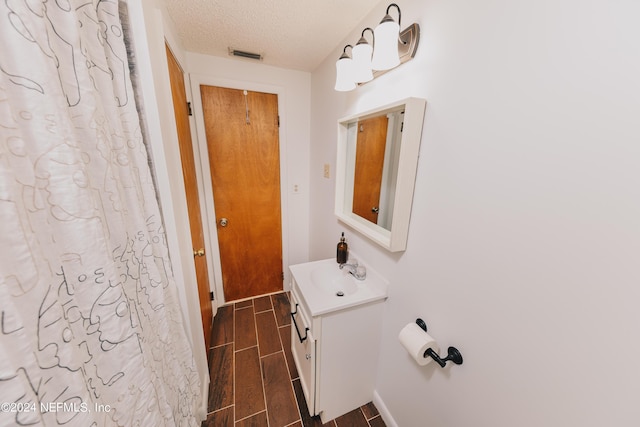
310 1 640 426
186 53 311 294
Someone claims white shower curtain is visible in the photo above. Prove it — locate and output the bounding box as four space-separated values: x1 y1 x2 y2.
0 1 200 426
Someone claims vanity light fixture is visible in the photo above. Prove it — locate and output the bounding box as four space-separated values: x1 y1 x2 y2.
352 28 374 83
334 3 420 91
334 45 356 92
371 4 401 70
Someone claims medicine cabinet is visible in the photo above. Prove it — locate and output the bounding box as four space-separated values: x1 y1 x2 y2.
335 97 426 252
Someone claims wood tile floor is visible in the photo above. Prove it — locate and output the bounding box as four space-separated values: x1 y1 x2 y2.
202 292 387 427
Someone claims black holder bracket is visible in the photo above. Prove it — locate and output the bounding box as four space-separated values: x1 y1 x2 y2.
415 318 463 368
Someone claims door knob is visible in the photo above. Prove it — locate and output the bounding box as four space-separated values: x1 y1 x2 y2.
371 207 379 214
219 217 228 227
193 248 205 257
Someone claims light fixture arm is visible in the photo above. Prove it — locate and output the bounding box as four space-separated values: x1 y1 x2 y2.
385 3 401 28
359 27 375 46
339 44 354 59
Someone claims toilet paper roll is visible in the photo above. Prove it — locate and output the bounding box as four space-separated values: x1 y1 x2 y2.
398 323 440 366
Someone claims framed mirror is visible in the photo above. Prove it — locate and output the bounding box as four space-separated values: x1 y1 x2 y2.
335 97 426 252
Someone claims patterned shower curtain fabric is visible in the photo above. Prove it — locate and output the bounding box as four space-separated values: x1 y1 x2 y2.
0 1 200 426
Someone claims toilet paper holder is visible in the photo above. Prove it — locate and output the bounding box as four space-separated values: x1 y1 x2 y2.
415 318 463 368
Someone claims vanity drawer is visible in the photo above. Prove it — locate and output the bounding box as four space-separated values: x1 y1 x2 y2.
290 279 312 328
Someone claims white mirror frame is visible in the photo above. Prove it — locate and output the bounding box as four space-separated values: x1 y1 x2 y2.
335 97 426 252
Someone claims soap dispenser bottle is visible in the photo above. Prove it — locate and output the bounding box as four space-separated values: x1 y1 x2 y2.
336 232 348 264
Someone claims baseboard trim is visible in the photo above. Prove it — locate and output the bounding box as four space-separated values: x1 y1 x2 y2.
373 390 398 427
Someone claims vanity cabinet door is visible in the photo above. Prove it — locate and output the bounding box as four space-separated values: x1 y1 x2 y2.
290 294 316 415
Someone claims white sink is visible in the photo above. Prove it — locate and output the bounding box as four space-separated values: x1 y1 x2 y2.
289 257 388 316
310 266 358 296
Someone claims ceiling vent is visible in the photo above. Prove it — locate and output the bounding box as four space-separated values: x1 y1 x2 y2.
228 48 263 61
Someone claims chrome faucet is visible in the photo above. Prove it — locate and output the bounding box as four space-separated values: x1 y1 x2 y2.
339 260 366 280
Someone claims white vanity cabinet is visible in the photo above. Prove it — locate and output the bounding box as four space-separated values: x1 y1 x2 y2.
289 260 387 423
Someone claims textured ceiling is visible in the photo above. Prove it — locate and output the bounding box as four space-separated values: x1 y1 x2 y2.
162 0 382 72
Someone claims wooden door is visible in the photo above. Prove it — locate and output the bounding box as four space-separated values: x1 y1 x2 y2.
165 45 213 350
352 115 389 223
200 85 283 302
